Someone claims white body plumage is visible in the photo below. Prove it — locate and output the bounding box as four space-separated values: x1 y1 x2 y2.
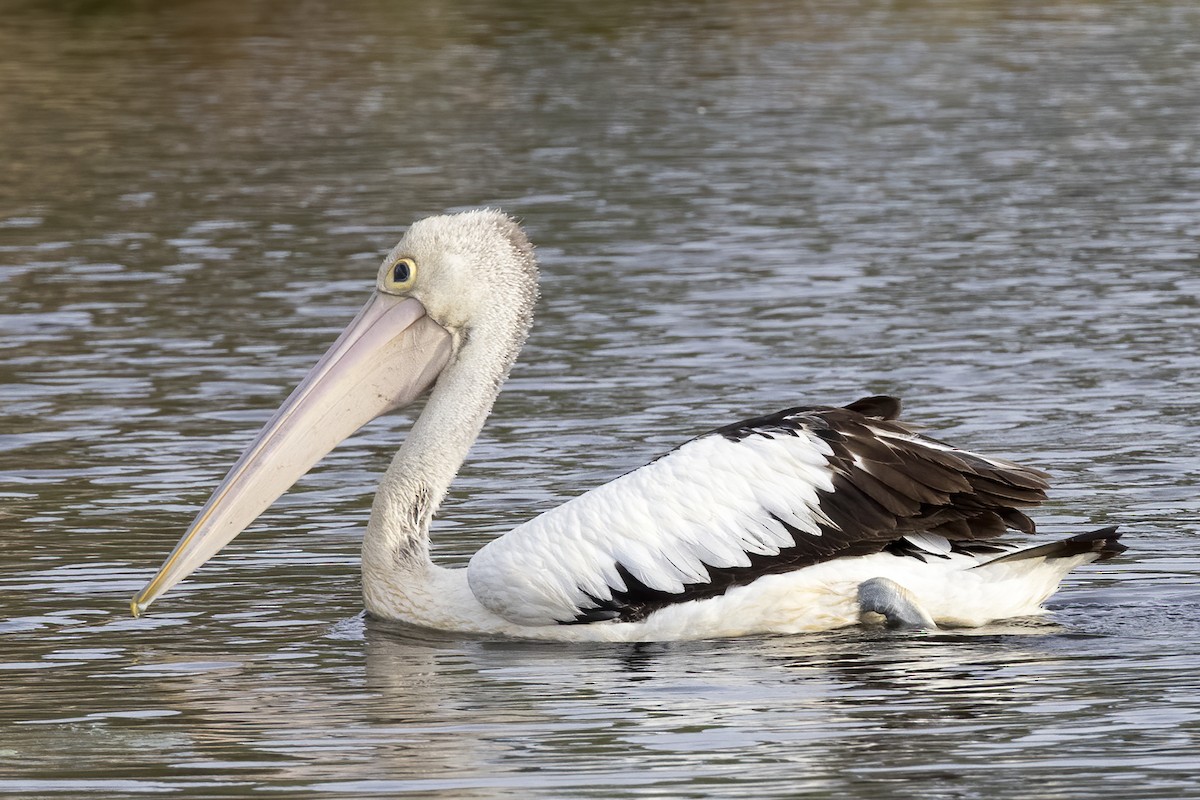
364 545 1104 641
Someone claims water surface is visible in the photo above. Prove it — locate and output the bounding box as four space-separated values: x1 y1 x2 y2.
2 0 1199 797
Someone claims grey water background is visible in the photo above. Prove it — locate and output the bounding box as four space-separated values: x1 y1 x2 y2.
2 0 1199 796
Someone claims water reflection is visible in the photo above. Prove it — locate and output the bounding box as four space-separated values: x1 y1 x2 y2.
3 0 1200 796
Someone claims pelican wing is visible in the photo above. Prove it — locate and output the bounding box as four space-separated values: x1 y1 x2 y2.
466 396 1049 627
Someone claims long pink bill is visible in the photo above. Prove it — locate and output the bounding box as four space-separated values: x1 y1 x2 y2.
131 293 452 616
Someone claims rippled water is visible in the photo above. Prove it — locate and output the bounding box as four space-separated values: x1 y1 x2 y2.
2 0 1199 796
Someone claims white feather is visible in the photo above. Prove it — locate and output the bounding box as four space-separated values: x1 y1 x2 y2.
466 430 839 625
904 532 953 556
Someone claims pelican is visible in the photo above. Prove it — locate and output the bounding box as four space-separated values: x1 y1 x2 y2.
131 210 1124 640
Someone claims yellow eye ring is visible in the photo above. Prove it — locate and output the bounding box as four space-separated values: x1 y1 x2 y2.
388 257 417 290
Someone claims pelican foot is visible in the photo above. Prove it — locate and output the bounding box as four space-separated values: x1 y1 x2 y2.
857 577 938 630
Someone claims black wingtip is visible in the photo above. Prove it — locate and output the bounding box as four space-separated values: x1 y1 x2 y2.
843 395 902 420
975 525 1125 568
1062 525 1126 561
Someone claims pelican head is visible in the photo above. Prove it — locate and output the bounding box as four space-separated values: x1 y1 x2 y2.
131 210 538 616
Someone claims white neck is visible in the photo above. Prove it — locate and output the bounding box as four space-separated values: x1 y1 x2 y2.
360 324 521 611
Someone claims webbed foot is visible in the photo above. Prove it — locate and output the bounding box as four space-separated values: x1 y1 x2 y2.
857 577 938 630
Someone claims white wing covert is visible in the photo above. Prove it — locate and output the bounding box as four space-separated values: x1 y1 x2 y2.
466 396 1049 627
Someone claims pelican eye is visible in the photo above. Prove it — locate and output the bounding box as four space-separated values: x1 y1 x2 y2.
388 257 417 289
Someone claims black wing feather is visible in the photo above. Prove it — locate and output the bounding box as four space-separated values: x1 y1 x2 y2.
594 395 1050 623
